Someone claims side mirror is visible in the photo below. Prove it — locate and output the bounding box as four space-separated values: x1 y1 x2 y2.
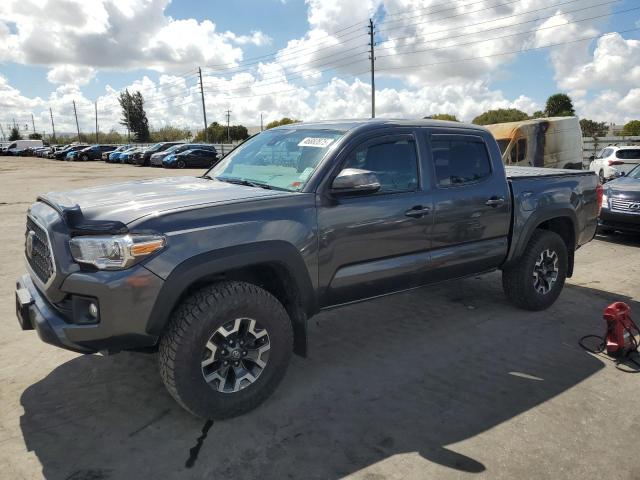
331 168 380 195
589 155 595 161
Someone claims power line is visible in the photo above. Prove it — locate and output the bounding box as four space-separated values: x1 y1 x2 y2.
375 5 639 61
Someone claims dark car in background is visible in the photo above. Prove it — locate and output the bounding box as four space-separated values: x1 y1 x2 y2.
162 147 218 168
599 164 640 234
134 141 184 166
53 144 89 160
150 143 207 166
77 145 117 161
119 147 144 164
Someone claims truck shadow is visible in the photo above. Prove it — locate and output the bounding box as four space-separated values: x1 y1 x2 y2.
19 274 631 479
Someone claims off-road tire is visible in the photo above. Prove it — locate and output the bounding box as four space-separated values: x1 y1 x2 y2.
502 229 568 311
158 281 293 419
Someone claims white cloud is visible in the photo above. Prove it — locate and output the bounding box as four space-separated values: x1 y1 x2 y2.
0 0 269 72
47 65 97 86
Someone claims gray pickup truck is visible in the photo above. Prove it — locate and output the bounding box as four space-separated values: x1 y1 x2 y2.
16 119 600 418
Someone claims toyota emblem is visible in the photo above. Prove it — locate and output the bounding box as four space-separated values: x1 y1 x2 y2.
25 231 36 258
630 203 640 211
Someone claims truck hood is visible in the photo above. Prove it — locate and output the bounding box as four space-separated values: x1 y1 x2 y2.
40 176 292 226
606 176 640 200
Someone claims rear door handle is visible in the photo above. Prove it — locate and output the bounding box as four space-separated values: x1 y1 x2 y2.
485 197 505 207
405 206 431 218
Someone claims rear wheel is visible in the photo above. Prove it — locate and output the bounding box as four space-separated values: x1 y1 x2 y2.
158 281 293 419
502 230 568 311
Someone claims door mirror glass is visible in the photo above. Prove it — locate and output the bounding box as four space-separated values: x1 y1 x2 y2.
331 168 380 194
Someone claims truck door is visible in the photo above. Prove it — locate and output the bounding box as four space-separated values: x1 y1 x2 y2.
424 132 511 281
317 132 434 307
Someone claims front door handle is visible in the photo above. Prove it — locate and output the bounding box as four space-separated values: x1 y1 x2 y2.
485 197 505 207
405 206 431 218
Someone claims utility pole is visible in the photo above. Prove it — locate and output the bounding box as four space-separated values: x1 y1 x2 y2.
0 124 5 141
198 67 209 143
368 19 376 119
49 108 56 143
260 113 263 132
95 101 99 143
31 114 36 135
72 100 81 140
225 109 231 143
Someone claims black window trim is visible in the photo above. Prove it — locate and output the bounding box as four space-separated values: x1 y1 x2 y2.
429 133 494 189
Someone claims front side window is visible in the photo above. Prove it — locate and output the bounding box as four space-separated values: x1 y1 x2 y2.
342 139 419 193
431 136 492 186
616 149 640 160
210 128 344 191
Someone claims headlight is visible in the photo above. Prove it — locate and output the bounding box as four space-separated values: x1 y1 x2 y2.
69 234 165 270
601 193 609 209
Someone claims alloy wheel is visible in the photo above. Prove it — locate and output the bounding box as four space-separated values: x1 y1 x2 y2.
532 249 559 295
201 318 271 393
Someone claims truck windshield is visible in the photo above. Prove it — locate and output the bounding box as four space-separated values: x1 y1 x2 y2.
497 139 510 154
208 128 344 192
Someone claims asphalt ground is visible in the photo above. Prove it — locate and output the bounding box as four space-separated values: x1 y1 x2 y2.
1 156 639 479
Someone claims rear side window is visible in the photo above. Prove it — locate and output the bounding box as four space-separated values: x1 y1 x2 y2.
343 139 419 193
597 148 614 159
431 136 492 186
616 149 640 160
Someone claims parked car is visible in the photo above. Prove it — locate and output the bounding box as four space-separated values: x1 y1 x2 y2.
119 147 144 164
15 119 599 419
75 145 117 161
53 144 89 160
3 139 44 156
598 164 640 234
103 145 129 161
107 146 132 163
589 146 640 183
485 117 584 170
134 142 184 166
149 143 205 166
162 147 219 169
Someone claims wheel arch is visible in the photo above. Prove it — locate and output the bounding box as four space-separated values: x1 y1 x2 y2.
146 241 316 357
506 210 577 277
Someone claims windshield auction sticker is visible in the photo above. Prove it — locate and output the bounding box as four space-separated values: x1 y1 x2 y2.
298 137 334 148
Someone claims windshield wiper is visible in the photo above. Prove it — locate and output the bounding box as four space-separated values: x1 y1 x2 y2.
217 177 273 190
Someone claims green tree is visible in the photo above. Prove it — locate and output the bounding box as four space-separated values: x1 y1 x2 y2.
621 120 640 136
150 125 191 142
545 93 575 117
119 89 150 142
8 126 22 141
532 111 546 119
472 109 529 125
579 119 608 138
425 114 458 121
265 117 300 129
28 132 43 140
194 122 249 143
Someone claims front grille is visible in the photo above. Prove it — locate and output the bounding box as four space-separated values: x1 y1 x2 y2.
25 217 55 284
611 199 640 213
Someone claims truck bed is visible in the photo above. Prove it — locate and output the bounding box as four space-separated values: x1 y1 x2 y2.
505 166 593 179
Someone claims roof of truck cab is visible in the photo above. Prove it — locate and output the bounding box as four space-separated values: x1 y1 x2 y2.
276 118 488 133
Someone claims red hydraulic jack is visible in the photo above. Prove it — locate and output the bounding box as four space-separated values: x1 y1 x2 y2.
604 302 640 358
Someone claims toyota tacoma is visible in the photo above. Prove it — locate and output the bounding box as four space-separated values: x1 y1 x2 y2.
15 119 601 418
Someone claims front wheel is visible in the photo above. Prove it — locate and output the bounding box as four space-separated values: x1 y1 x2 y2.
158 281 293 419
177 159 186 169
502 230 568 311
81 154 89 161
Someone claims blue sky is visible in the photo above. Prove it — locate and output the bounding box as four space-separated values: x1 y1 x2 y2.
1 0 639 133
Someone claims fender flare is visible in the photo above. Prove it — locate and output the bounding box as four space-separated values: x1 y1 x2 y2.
145 241 316 338
506 207 578 268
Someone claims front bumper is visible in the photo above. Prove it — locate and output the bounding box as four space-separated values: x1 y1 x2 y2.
599 209 640 233
16 265 165 354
